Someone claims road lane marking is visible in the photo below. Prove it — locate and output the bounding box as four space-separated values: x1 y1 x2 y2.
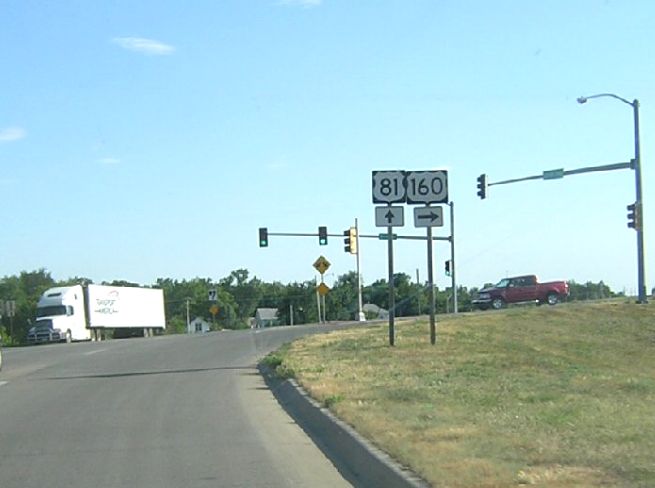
83 349 107 356
0 381 8 387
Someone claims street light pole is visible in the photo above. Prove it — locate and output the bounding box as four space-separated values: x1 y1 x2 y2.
632 99 647 303
578 93 647 303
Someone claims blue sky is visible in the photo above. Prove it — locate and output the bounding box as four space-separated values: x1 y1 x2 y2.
1 0 654 294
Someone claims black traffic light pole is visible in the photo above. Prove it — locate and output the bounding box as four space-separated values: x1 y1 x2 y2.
476 159 646 302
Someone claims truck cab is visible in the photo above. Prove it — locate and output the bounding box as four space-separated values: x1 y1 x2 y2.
473 275 569 310
499 275 539 303
28 285 91 343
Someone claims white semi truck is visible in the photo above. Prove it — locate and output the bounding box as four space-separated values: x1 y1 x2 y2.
27 284 166 343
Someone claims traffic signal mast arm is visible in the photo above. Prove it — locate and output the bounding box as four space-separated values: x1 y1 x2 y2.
264 231 344 238
365 233 451 242
486 161 633 188
260 229 450 242
257 227 333 247
266 231 450 241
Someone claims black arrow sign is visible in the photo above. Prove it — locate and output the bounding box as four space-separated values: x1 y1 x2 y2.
418 211 440 222
385 210 395 223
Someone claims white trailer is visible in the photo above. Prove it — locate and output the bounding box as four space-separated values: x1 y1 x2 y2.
85 285 166 339
28 284 166 343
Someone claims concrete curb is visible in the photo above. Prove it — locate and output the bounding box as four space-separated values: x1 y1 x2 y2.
259 365 431 488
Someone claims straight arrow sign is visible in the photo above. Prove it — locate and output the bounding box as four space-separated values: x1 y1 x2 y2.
414 206 444 228
375 206 404 227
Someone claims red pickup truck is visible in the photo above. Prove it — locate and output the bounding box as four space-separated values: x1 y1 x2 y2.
472 275 569 310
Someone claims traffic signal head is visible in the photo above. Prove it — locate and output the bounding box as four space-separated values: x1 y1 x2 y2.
318 226 328 245
445 260 451 276
258 227 268 247
477 174 487 199
627 203 641 230
343 227 358 254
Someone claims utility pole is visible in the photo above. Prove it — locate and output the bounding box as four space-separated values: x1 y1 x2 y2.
416 268 421 315
186 298 190 334
449 201 458 313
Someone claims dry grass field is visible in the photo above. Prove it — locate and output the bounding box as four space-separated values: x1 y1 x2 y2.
265 300 655 487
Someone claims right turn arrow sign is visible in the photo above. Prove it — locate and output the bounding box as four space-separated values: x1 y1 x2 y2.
413 206 444 228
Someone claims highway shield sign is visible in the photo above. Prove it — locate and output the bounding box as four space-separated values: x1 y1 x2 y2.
406 170 448 204
372 171 406 204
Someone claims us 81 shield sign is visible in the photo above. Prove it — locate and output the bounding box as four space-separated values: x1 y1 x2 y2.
371 171 406 204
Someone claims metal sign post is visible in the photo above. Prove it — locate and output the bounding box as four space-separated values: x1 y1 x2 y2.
406 171 448 345
375 203 404 346
372 171 406 346
313 256 331 324
372 169 449 346
387 213 395 346
4 300 16 342
426 223 436 344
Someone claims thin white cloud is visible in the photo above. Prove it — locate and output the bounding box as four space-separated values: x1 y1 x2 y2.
266 161 290 171
112 37 175 55
98 157 121 165
278 0 322 7
0 126 26 143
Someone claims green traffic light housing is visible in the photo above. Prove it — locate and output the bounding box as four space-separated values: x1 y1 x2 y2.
318 226 328 245
258 227 268 247
477 174 487 199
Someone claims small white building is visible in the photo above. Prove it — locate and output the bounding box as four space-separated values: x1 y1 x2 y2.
254 308 279 328
188 317 211 334
363 303 389 319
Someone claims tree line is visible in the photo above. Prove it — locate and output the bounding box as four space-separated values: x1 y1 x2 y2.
0 269 621 345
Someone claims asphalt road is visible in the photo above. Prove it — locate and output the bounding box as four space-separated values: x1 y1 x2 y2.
0 325 354 488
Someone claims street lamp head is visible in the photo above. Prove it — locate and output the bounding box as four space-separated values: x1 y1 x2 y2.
577 96 588 104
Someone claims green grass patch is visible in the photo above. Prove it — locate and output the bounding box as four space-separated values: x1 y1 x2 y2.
271 301 655 487
262 345 296 379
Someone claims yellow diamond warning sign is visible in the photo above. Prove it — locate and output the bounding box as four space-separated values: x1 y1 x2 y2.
317 282 330 296
313 255 331 275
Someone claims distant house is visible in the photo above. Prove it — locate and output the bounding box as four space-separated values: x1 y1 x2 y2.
363 303 388 319
188 317 210 334
254 308 279 328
